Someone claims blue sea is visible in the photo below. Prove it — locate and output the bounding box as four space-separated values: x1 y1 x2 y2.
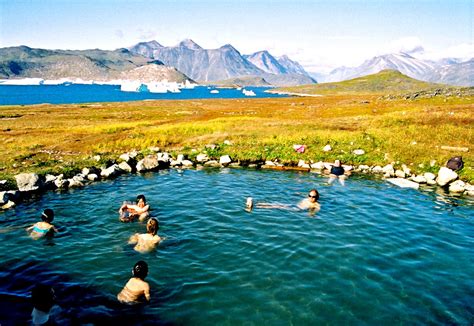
0 84 287 105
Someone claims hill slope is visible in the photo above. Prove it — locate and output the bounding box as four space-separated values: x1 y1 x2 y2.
275 69 447 95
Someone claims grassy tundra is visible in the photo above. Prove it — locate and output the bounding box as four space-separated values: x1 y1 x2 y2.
0 71 473 188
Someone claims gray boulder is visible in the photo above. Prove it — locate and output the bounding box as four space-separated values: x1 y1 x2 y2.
136 155 160 172
15 173 43 192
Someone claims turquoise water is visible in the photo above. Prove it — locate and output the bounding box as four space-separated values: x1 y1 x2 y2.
0 168 473 325
0 84 286 105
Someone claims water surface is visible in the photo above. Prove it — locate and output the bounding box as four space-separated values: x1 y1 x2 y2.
0 168 472 325
0 85 286 105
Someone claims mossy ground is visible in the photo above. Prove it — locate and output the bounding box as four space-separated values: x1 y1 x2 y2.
1 90 473 187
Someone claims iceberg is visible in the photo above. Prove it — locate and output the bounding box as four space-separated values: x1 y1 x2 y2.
120 80 145 92
0 78 44 85
242 89 256 96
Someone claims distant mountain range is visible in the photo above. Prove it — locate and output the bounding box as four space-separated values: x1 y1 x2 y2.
1 42 470 87
0 46 190 83
313 53 473 86
129 39 316 86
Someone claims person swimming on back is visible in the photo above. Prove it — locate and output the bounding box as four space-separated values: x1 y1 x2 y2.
26 209 58 239
128 218 162 253
117 260 151 304
246 188 321 212
119 194 150 222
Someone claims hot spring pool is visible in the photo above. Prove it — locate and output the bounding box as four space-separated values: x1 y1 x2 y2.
0 168 473 324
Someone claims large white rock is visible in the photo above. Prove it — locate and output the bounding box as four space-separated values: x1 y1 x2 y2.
182 160 194 167
87 174 99 181
323 145 332 152
101 164 122 178
387 178 420 189
119 153 130 162
118 162 133 173
464 184 474 196
196 153 209 163
15 173 42 192
310 161 325 170
449 180 465 193
219 155 232 165
382 164 395 176
176 154 185 162
298 160 307 167
395 170 406 178
401 164 411 176
265 161 276 166
436 167 458 186
372 166 383 173
424 172 436 181
411 175 427 184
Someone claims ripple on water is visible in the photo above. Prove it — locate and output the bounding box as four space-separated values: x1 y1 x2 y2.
0 168 473 324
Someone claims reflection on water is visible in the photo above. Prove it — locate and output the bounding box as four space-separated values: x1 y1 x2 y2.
0 169 473 324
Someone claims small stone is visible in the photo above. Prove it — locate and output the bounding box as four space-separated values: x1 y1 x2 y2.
1 200 15 209
323 144 332 152
149 146 161 152
176 154 185 162
353 149 365 155
401 164 411 176
93 155 101 162
119 153 130 162
430 160 436 167
223 140 233 146
205 144 217 150
426 179 437 185
358 165 370 171
101 164 122 178
265 161 276 166
382 164 395 177
182 160 194 167
297 159 307 167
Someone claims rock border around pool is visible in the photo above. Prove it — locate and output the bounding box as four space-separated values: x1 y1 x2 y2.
1 150 473 210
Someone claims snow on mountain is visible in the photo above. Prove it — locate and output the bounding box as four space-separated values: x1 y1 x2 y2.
244 51 287 74
323 52 436 83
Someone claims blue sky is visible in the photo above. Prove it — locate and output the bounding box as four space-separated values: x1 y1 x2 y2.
1 0 472 72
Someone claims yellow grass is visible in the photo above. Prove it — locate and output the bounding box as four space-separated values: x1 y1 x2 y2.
0 94 473 185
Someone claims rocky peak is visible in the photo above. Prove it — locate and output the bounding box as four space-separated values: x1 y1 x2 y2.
177 39 202 50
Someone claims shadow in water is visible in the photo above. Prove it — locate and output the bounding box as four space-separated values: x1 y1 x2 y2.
0 259 177 325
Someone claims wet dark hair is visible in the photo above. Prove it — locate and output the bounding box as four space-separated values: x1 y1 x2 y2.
41 209 54 223
133 261 148 280
136 194 146 203
147 218 159 236
31 284 55 313
309 189 320 201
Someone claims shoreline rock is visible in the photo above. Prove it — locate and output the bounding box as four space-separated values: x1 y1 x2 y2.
2 149 473 210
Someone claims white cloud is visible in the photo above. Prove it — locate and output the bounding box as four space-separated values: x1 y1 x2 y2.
422 43 474 61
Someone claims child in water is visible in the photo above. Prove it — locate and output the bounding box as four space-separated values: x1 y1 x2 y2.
117 261 151 304
26 209 58 239
128 218 162 253
119 194 150 222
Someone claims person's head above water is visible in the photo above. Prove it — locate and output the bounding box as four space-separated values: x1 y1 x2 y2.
31 283 55 313
41 209 54 223
308 189 320 202
334 160 341 167
146 218 159 236
136 194 146 204
133 260 149 280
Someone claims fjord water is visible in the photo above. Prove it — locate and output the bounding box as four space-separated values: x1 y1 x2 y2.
0 169 472 324
0 84 285 105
